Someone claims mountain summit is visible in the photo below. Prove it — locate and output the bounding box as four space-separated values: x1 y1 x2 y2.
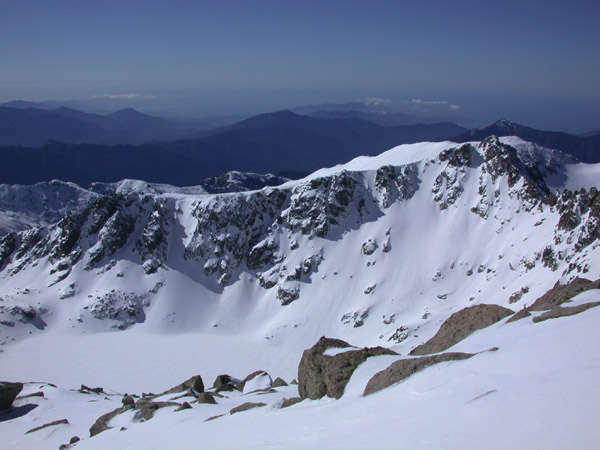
454 119 600 163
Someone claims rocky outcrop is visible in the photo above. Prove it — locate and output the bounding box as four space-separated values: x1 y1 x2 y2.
0 381 23 410
272 377 288 388
363 352 475 396
298 337 397 400
410 304 513 355
161 375 204 397
229 402 266 415
239 370 272 392
90 406 128 437
90 395 184 436
532 302 600 323
196 393 217 404
134 398 181 421
25 418 69 434
529 277 600 311
506 308 532 323
212 374 241 393
281 397 302 408
506 278 600 323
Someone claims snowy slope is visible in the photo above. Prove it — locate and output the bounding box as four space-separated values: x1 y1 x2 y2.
1 136 599 449
0 172 293 236
0 180 99 236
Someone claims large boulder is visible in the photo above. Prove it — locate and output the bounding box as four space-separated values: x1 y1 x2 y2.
410 304 513 355
298 336 397 400
363 352 475 396
0 381 23 410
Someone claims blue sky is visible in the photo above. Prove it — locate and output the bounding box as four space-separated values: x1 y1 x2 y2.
1 0 599 131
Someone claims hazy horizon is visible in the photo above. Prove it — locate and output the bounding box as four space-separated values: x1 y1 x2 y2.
1 1 599 133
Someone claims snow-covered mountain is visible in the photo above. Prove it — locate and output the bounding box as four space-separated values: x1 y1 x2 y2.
0 181 100 236
1 136 599 449
0 172 293 236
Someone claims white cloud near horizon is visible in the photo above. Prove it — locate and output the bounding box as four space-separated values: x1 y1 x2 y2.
361 97 391 106
408 99 461 110
93 93 155 100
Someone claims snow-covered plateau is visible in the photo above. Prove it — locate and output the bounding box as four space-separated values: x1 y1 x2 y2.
1 136 599 449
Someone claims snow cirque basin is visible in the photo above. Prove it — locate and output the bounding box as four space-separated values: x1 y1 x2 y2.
1 136 599 449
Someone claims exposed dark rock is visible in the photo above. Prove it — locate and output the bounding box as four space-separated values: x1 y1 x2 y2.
79 384 105 395
533 302 600 323
70 436 80 444
229 402 266 415
361 239 378 255
15 391 44 401
212 374 241 392
410 304 513 355
0 381 23 410
161 375 204 397
506 308 532 323
239 370 272 391
290 379 298 385
272 377 288 388
206 414 225 421
196 393 217 404
134 398 180 421
277 285 300 305
363 352 475 396
556 188 600 252
281 397 302 408
90 406 128 436
298 336 397 400
122 395 135 406
529 277 600 311
176 401 192 411
26 418 69 434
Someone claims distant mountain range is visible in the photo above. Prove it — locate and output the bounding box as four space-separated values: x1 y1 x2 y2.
0 106 598 187
0 105 201 145
455 119 600 163
291 100 470 127
0 110 466 186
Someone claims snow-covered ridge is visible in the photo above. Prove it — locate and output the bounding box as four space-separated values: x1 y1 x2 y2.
0 134 598 339
1 135 599 449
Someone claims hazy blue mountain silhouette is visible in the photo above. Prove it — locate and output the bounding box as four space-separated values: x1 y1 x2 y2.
454 119 600 163
0 110 482 186
0 106 192 146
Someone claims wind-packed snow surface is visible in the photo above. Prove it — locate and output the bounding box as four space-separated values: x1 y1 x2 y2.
1 136 599 449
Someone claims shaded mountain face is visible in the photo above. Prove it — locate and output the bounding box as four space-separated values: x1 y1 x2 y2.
0 136 598 343
454 119 600 163
0 110 466 186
